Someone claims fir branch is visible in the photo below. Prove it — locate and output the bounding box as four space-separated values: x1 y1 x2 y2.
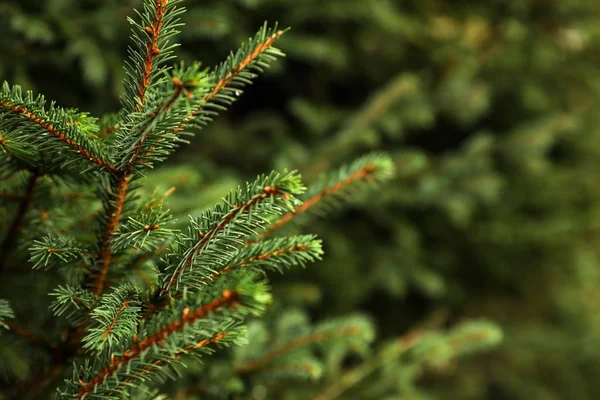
50 286 96 326
158 171 305 296
5 320 56 349
0 299 14 329
73 290 239 399
311 330 423 400
171 23 287 135
262 154 394 237
29 235 92 271
134 0 171 108
143 235 321 319
111 208 176 252
93 175 132 296
0 83 114 171
236 322 369 374
82 285 141 355
0 171 39 271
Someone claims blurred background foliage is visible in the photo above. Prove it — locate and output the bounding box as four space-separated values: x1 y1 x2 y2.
2 0 600 398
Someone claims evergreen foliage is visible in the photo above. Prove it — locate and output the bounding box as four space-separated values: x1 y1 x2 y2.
0 1 502 399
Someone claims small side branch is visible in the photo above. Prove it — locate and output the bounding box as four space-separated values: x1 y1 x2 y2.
236 325 362 374
171 29 285 135
136 0 168 107
263 164 378 236
93 175 131 296
311 330 422 400
143 242 309 319
0 171 39 271
0 99 115 171
160 185 287 295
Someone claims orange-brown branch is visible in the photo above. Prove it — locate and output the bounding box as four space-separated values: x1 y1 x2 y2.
236 325 362 374
101 299 130 342
97 125 117 139
171 30 285 135
6 321 56 349
144 243 308 319
92 0 178 295
137 0 168 107
77 291 238 398
0 191 25 201
129 78 184 166
202 243 309 284
93 175 131 295
0 99 114 171
263 164 378 236
159 185 287 295
0 172 39 271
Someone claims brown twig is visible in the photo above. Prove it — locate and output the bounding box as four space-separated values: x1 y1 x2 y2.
97 125 117 139
0 171 39 271
93 175 131 295
311 329 423 400
6 321 58 350
137 0 168 107
261 164 379 237
143 242 308 319
235 325 362 374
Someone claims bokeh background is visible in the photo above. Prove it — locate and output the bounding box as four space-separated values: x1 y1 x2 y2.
2 0 600 398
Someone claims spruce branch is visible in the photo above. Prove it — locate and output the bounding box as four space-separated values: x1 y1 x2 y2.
90 0 192 296
0 170 39 271
111 208 177 252
171 23 287 135
93 175 132 296
262 153 395 237
0 299 14 329
50 286 96 326
121 0 184 112
82 284 142 355
64 286 251 399
236 316 374 375
312 321 502 400
218 234 323 278
158 170 305 296
0 129 38 166
29 235 92 271
0 83 114 171
143 235 322 319
116 67 210 171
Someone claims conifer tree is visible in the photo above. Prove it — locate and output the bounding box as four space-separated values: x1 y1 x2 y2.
0 1 501 399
